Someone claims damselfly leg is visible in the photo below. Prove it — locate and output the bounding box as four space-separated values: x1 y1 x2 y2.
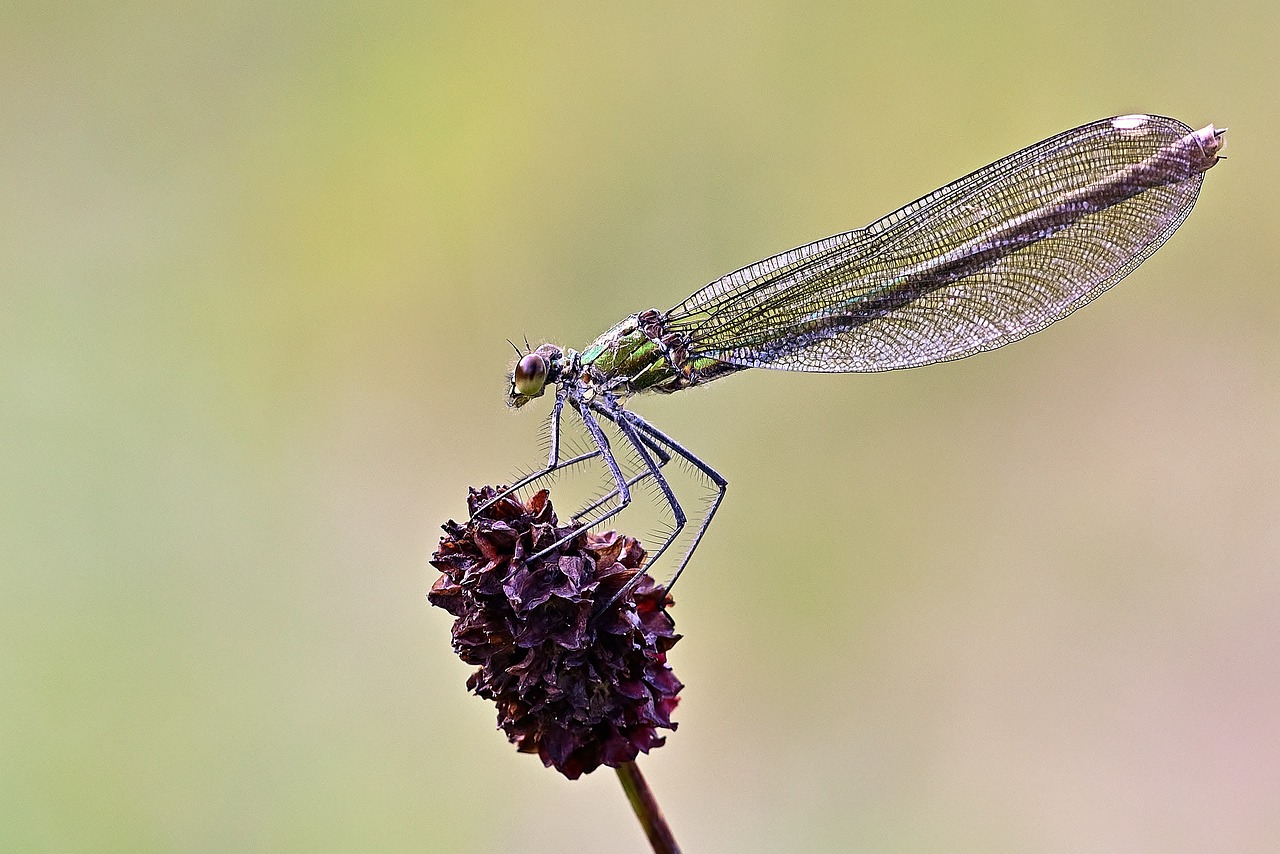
590 408 728 616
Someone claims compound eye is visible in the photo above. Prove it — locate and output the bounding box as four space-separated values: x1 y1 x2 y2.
513 353 548 396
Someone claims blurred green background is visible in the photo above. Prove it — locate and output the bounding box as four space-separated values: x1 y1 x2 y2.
3 2 1277 852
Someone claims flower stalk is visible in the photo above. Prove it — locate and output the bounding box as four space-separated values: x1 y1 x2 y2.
616 760 682 854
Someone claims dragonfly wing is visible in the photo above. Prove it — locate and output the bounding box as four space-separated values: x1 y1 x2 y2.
664 115 1223 373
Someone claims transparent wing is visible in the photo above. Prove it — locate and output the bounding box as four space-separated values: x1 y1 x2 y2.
664 115 1224 372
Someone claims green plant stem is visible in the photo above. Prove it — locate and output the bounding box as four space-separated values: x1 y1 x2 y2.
615 761 681 854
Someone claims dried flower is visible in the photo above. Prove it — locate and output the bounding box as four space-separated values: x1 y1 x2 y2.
429 486 682 779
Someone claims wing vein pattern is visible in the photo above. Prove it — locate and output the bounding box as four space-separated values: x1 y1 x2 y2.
664 115 1217 373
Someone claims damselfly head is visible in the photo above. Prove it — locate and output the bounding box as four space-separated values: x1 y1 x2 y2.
508 343 563 408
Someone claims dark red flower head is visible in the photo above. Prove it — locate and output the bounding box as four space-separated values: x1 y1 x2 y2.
429 486 682 779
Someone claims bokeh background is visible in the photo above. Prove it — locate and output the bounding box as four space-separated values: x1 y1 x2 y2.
3 2 1277 852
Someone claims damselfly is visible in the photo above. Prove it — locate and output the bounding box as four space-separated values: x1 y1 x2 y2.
481 114 1225 610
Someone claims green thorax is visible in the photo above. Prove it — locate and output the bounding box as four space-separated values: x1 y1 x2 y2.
579 314 679 395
